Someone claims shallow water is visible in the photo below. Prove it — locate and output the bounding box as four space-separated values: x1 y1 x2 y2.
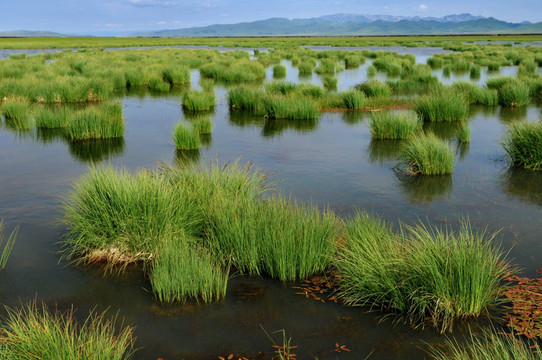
1 52 542 359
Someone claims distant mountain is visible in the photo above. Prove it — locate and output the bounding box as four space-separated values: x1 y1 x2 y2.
137 15 542 37
319 13 485 24
0 30 74 37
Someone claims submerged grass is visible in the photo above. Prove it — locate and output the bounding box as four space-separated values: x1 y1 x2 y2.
0 302 135 360
336 214 509 333
501 121 542 170
399 132 454 175
172 122 201 150
369 111 420 140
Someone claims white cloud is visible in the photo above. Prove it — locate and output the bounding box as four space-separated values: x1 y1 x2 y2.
418 4 428 11
127 0 175 6
156 21 167 24
106 23 123 27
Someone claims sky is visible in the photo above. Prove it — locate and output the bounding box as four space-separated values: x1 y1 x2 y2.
2 0 542 35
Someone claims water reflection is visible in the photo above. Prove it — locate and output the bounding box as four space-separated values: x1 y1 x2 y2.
368 139 403 165
262 118 318 137
342 111 366 125
174 149 201 166
228 111 264 128
396 171 453 203
423 122 456 140
68 138 125 163
499 106 528 123
35 128 64 145
455 141 470 161
500 167 542 206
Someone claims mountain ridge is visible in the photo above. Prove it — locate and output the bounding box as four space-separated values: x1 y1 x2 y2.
136 14 542 37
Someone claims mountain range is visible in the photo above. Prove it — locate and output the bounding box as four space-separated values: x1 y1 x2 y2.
138 13 542 37
2 14 541 37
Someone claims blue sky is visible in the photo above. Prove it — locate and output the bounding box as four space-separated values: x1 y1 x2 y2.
3 0 542 35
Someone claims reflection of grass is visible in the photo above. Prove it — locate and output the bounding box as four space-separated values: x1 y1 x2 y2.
368 139 404 164
396 170 453 203
68 138 125 163
262 118 317 137
499 106 527 123
500 167 542 206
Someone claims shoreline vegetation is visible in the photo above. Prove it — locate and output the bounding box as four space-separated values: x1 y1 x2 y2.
62 161 509 332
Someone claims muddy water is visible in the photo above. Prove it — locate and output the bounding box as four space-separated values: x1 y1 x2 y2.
0 52 541 359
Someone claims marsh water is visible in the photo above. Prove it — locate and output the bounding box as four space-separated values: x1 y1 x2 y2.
1 51 542 359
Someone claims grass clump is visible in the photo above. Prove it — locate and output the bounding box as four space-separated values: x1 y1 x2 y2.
182 90 215 112
498 82 531 107
298 62 314 75
192 115 213 134
35 106 71 128
206 195 340 282
452 82 498 106
0 302 135 360
227 86 263 112
369 111 420 140
399 132 454 175
1 98 32 129
501 121 542 170
354 80 391 98
429 329 542 360
456 123 471 143
173 122 201 150
162 66 190 85
272 64 286 78
322 75 337 89
341 90 366 109
150 237 228 303
335 214 508 333
262 95 319 120
65 102 124 140
415 89 469 122
62 165 201 265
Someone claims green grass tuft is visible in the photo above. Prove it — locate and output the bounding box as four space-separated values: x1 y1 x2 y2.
399 132 454 175
415 89 469 122
65 102 124 140
369 111 420 140
262 95 319 120
354 80 391 98
501 121 542 170
150 237 228 303
429 328 542 360
336 214 508 333
173 122 201 150
498 82 531 107
341 90 366 109
182 90 216 112
272 64 286 78
0 302 135 360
